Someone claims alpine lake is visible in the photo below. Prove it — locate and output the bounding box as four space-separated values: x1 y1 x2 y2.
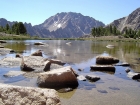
0 40 140 105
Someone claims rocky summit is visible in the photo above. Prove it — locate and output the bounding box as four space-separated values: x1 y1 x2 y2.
0 12 105 38
109 7 140 32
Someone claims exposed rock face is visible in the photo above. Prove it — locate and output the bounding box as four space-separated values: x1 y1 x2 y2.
0 83 61 105
37 66 78 88
0 12 105 38
109 8 140 32
96 56 119 64
33 12 105 38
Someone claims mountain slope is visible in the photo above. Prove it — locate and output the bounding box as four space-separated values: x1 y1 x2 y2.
0 12 105 38
33 12 105 38
109 8 140 32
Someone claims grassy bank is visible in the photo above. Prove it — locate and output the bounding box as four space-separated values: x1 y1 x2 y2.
0 33 139 42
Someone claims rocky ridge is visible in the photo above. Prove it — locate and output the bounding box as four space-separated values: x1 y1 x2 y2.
109 7 140 32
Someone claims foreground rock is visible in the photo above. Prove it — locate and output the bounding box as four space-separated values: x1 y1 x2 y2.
21 56 51 72
96 56 119 64
37 66 78 88
85 75 100 82
0 83 61 105
90 65 115 72
31 50 43 56
0 57 22 67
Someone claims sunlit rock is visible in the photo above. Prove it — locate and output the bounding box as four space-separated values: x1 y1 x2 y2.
96 56 119 64
37 66 78 88
31 50 43 56
77 75 86 81
85 75 100 82
21 56 51 72
0 83 61 105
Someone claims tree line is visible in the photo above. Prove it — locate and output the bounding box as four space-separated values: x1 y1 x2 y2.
91 25 140 39
0 22 27 35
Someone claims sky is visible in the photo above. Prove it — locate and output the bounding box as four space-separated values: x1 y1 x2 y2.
0 0 140 26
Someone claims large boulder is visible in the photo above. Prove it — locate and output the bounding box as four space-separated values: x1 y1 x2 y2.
96 56 119 64
37 66 78 88
0 57 22 67
0 83 61 105
20 56 51 72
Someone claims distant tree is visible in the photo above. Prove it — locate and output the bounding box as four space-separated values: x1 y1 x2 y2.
6 24 10 31
137 30 140 38
18 22 27 34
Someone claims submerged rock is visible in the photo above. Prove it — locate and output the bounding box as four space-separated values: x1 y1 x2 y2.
37 66 78 88
127 72 140 79
34 42 45 45
57 87 73 93
0 48 14 55
0 57 22 67
106 45 115 49
77 75 86 81
0 83 61 105
85 75 100 82
96 56 119 64
90 65 115 72
3 71 25 77
49 59 65 65
115 62 130 66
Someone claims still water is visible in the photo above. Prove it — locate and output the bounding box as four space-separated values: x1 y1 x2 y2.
0 40 140 105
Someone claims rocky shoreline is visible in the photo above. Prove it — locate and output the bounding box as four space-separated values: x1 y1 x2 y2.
0 41 140 104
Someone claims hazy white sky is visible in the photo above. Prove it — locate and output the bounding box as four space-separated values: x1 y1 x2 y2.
0 0 140 25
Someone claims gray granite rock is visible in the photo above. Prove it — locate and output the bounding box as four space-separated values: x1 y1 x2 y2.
0 83 61 105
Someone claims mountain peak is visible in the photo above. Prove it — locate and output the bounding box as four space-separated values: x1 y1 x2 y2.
109 7 140 32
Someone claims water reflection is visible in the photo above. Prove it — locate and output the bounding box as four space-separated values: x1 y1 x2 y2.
4 41 26 53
